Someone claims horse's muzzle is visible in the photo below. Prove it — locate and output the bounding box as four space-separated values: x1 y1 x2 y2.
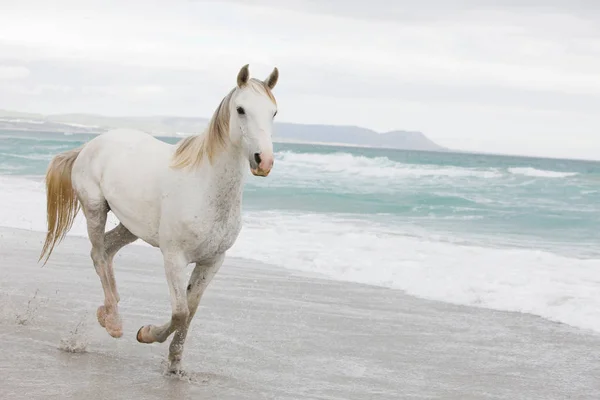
250 151 273 177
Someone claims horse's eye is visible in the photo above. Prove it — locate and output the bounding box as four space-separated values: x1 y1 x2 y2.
236 106 245 115
274 110 277 118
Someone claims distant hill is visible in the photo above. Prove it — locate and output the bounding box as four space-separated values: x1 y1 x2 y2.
273 122 445 151
0 109 446 151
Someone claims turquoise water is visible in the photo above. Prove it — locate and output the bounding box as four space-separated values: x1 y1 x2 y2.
2 129 600 258
4 128 600 332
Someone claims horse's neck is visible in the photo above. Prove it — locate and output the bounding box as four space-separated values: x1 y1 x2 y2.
197 142 246 207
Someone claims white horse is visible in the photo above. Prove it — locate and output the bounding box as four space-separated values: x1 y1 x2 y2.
38 64 279 373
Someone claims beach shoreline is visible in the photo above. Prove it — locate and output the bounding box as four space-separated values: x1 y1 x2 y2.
1 226 599 399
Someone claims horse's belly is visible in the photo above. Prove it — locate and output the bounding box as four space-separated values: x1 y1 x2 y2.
109 203 161 247
102 171 163 246
101 160 165 246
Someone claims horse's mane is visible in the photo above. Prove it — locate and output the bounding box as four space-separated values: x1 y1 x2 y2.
171 78 276 169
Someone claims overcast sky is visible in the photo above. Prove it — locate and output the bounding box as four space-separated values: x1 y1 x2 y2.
1 0 600 159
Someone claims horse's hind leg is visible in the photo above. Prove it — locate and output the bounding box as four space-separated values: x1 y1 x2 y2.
96 223 137 331
82 201 123 338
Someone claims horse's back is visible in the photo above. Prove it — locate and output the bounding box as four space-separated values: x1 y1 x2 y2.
72 129 172 244
74 128 171 183
81 128 167 155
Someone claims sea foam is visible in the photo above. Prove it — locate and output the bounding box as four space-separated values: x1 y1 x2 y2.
2 175 600 334
276 151 502 180
508 167 578 178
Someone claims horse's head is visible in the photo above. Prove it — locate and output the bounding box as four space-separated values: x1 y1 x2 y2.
230 64 278 177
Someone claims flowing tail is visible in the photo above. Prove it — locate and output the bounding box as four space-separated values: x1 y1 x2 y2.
39 146 83 265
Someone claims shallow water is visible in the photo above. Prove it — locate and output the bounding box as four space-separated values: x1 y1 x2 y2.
2 129 600 334
2 228 600 399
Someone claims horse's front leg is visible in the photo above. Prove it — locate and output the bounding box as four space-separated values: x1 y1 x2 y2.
136 251 189 346
166 254 225 372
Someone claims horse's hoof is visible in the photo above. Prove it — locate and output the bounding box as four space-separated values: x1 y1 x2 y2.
96 306 107 328
98 310 122 338
136 326 144 342
105 320 123 339
166 364 185 377
167 369 184 377
96 306 106 328
107 327 123 338
137 325 153 343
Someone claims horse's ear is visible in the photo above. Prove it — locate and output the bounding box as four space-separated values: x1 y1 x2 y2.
237 64 250 87
264 67 278 89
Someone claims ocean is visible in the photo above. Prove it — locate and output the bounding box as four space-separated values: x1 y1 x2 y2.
2 129 600 333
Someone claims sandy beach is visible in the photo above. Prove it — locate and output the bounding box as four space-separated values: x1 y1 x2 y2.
1 226 599 399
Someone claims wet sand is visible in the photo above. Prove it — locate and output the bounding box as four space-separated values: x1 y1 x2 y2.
1 227 599 399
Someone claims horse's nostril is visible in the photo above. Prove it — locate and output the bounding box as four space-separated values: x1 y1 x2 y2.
254 153 261 164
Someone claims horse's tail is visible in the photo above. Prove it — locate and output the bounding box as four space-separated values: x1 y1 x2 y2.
39 146 84 265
